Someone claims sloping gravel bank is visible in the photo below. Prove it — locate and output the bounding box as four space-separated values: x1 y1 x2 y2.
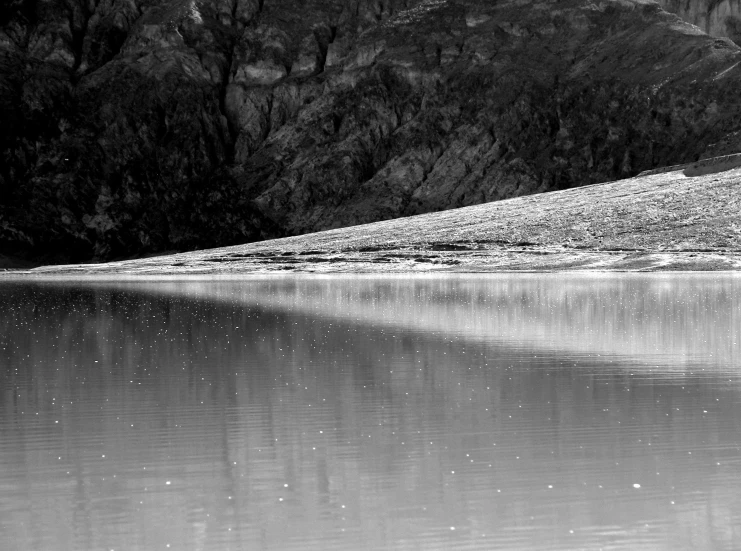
16 165 741 275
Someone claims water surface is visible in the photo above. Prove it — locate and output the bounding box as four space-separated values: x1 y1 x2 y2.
1 275 740 550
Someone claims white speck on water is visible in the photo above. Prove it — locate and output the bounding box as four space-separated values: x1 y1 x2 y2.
165 481 171 485
633 484 641 489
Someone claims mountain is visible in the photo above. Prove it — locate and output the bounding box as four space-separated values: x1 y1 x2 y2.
23 155 741 274
2 0 741 263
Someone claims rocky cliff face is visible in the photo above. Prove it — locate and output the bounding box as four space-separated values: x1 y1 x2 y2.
657 0 741 44
2 0 741 262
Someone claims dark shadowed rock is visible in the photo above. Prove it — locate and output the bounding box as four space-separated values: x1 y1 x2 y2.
2 0 741 263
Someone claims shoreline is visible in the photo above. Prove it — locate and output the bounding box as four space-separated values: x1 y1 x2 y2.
5 250 741 277
7 162 741 276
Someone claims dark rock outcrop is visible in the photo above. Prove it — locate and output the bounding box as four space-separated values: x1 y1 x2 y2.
2 0 741 262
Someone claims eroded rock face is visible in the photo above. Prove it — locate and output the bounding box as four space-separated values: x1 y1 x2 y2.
657 0 741 45
2 0 741 262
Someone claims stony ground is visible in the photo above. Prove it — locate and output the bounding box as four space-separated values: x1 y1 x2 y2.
17 161 741 275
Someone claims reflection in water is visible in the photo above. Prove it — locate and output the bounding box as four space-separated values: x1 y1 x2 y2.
90 274 741 370
0 275 740 550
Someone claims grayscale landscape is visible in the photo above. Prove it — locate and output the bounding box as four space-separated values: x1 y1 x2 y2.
2 0 741 549
20 154 741 275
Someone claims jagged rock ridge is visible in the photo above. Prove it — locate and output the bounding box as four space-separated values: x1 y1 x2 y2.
2 0 741 262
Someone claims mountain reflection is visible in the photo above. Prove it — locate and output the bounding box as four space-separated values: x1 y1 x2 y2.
1 276 740 550
80 274 741 370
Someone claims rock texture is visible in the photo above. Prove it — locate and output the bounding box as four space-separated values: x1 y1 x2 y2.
657 0 741 44
20 162 741 274
2 0 741 263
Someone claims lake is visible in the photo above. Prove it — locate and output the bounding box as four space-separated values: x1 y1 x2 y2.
1 274 740 550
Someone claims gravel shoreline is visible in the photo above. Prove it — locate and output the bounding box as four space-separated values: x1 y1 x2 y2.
9 163 741 276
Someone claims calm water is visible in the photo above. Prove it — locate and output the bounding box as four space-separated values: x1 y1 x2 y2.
1 274 740 551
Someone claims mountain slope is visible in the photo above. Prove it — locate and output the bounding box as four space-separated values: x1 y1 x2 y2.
2 0 741 262
23 157 741 273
